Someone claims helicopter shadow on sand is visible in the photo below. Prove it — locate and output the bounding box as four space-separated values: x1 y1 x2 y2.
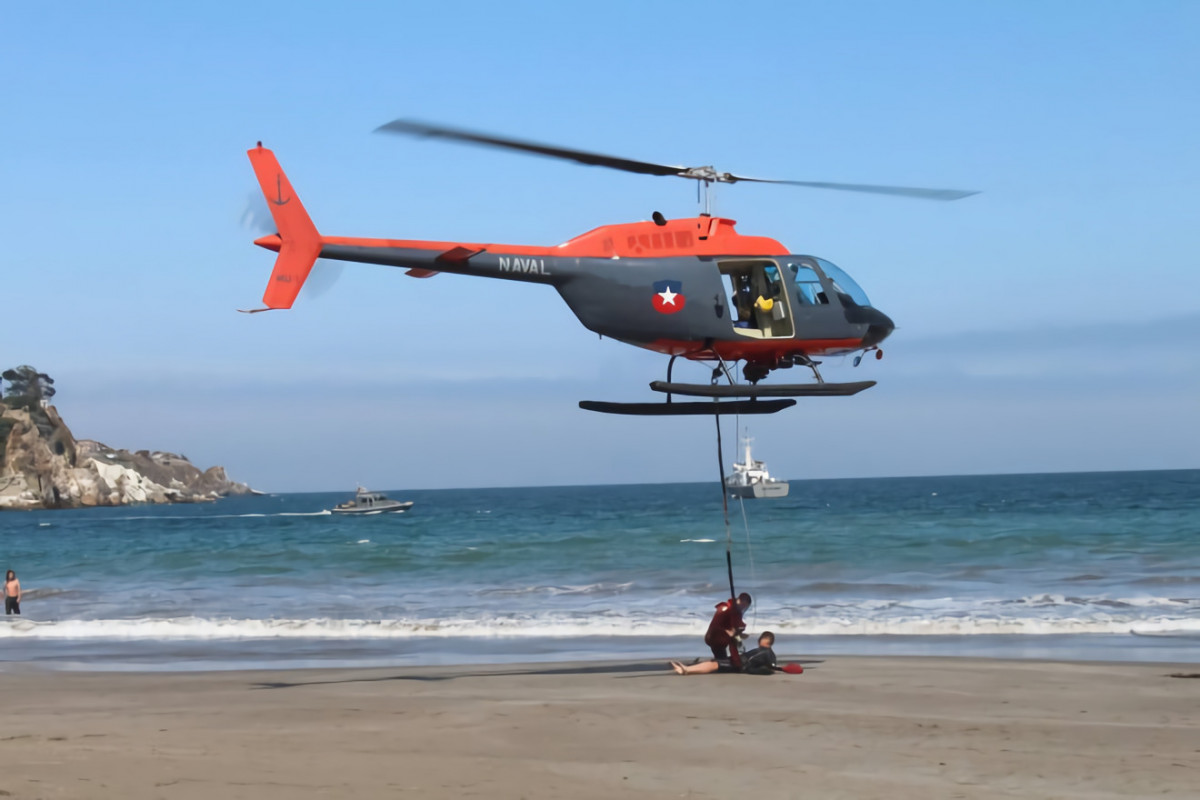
249 658 826 690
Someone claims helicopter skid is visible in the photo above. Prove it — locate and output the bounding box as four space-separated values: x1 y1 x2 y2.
649 380 875 398
578 399 796 416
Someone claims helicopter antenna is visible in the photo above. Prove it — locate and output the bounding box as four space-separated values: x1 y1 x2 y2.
701 178 718 216
376 119 979 204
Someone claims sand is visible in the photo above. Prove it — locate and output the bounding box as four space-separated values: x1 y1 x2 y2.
0 656 1197 799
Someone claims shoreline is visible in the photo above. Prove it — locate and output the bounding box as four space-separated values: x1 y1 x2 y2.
3 631 1199 673
1 655 1197 798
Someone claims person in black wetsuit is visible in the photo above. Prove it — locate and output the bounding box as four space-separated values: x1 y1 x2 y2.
669 631 778 675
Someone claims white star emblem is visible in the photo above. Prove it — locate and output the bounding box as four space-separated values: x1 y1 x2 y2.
657 287 678 306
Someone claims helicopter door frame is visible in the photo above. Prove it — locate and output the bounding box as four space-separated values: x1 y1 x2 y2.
718 259 794 339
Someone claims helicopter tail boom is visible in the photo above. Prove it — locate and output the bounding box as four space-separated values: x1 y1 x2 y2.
246 144 322 310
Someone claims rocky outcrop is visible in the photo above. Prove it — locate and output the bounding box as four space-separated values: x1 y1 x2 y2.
0 404 254 510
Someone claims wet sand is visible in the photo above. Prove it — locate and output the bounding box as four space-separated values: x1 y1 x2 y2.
0 656 1197 799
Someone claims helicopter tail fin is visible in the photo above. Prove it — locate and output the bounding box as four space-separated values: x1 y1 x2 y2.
244 144 322 311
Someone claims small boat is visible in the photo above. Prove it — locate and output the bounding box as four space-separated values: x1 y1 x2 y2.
724 433 789 499
330 487 414 515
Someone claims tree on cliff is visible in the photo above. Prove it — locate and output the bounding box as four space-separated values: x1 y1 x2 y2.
1 366 56 405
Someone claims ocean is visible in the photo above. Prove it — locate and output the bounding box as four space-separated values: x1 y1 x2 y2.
2 470 1198 671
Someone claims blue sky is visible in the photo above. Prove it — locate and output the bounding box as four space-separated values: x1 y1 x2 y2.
3 1 1197 490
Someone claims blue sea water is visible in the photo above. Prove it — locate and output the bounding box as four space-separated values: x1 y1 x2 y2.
1 470 1198 671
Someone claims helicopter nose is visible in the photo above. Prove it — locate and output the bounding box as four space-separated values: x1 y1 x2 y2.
861 308 894 348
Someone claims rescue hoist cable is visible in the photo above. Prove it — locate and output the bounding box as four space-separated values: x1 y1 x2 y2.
714 413 736 601
736 492 758 630
732 409 758 619
730 387 758 629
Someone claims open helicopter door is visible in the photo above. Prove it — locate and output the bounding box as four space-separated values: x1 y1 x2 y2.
719 260 794 339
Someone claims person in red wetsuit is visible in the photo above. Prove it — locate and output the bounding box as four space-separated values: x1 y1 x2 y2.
704 592 752 669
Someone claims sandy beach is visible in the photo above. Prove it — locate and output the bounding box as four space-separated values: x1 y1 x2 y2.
1 656 1197 799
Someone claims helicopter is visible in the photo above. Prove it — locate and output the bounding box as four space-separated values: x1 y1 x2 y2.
246 120 976 416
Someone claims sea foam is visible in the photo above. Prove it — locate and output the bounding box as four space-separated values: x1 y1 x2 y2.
3 613 1198 640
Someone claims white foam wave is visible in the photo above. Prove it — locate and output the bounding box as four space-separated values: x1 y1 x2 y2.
995 593 1197 610
109 510 331 521
3 614 1199 641
477 582 635 598
232 511 331 518
680 538 716 543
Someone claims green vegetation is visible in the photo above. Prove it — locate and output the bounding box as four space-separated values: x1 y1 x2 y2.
1 365 55 406
0 365 57 456
0 416 13 463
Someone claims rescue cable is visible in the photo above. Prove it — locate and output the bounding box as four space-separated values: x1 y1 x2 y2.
737 494 758 626
714 414 737 601
731 405 760 627
714 404 761 632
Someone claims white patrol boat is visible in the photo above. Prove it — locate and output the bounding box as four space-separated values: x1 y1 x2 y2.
724 434 789 499
331 487 414 515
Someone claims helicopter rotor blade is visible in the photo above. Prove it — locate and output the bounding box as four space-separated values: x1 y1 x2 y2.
726 176 978 201
376 119 979 200
375 119 685 177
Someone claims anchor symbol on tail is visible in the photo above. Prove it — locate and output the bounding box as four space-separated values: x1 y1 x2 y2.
272 174 290 206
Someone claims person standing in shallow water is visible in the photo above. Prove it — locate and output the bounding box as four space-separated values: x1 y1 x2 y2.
4 570 20 615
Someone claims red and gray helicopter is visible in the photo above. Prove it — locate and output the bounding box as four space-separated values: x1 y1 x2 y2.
246 121 976 415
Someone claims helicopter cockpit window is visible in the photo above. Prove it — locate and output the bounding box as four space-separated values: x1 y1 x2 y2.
786 263 827 305
815 258 872 307
763 264 782 294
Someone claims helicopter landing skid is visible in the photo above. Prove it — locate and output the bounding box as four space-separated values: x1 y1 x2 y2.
578 399 797 416
649 380 876 398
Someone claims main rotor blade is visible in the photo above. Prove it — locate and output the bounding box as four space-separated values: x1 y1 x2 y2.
376 119 979 200
728 176 978 201
376 119 686 178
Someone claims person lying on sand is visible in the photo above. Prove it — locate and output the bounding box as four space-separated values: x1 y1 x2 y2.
671 631 777 675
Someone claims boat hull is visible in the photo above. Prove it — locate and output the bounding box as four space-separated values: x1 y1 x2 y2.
725 481 790 499
330 501 414 515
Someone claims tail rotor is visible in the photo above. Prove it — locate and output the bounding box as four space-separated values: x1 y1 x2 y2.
240 189 343 301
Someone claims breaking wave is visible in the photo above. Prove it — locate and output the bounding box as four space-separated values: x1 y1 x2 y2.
3 611 1199 640
475 582 635 598
108 510 333 521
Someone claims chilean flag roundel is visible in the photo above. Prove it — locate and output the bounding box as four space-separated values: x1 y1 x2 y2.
652 280 686 314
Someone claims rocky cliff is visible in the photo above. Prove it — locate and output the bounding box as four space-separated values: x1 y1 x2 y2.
0 404 254 510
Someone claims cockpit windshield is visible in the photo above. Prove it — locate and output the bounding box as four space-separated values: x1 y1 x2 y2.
784 257 872 308
814 258 871 307
785 263 825 305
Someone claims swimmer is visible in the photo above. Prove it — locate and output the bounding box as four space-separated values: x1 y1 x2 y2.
5 570 21 615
